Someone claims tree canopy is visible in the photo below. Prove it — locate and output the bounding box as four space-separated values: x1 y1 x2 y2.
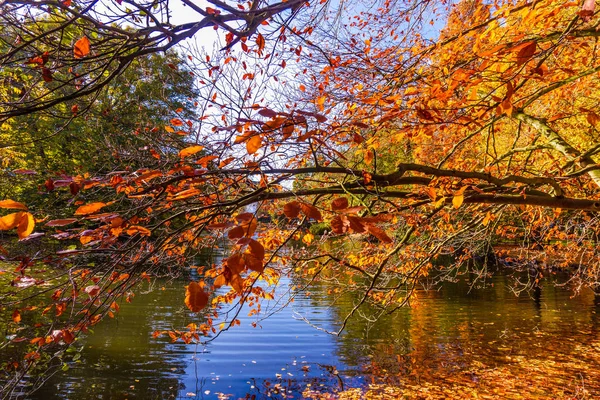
2 0 600 395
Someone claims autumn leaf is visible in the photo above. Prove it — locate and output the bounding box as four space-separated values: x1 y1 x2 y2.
12 309 21 324
74 36 90 58
85 285 100 297
515 41 536 66
246 135 262 155
0 213 23 232
185 281 209 312
228 226 245 240
299 203 322 221
331 197 349 211
75 202 109 215
365 224 393 243
283 201 301 218
256 33 265 54
17 212 35 239
46 218 78 227
126 226 151 236
0 200 27 210
178 145 204 158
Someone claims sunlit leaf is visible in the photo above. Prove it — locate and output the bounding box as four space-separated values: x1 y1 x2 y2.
246 135 262 155
74 36 90 58
185 281 209 312
178 145 204 158
0 200 27 210
75 202 108 215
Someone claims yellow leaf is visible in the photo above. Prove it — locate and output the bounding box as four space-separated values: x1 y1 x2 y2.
302 232 314 245
165 125 175 133
178 145 204 158
0 200 27 210
452 194 464 209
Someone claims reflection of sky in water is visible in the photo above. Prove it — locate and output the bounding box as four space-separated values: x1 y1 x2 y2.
30 275 600 399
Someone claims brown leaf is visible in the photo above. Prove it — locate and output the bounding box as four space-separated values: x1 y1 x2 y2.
283 201 301 218
46 218 78 227
300 203 322 221
365 224 393 243
226 253 245 274
331 197 349 211
228 226 245 240
516 41 536 66
184 281 209 313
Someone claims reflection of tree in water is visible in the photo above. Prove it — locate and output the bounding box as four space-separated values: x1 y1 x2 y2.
306 274 600 397
30 282 196 400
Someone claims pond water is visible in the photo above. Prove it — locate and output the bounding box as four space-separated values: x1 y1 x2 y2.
31 274 600 399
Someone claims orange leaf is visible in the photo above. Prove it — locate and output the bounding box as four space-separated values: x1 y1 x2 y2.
185 281 209 312
364 150 374 165
0 199 27 210
178 145 204 158
170 118 183 126
126 225 151 236
12 309 21 324
74 36 90 58
246 135 262 155
17 212 35 239
0 213 22 231
75 202 108 215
